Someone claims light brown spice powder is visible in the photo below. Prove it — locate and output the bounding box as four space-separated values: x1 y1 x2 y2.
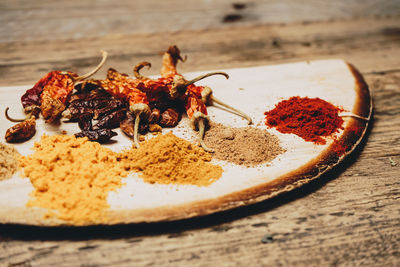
0 142 20 181
204 122 286 166
121 132 223 186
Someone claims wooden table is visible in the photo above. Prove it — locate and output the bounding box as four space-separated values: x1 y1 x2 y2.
1 1 399 266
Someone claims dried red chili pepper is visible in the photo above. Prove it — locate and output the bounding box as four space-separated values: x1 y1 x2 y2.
161 49 252 123
129 46 252 151
15 51 108 123
148 108 161 124
264 96 344 145
158 46 252 151
120 111 149 138
97 68 151 148
134 68 229 151
159 108 180 127
4 114 36 143
160 45 186 78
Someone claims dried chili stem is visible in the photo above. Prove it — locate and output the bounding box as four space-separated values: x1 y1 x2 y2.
73 50 108 82
133 113 141 148
5 106 40 122
339 112 370 121
133 62 152 80
211 96 253 125
130 103 150 148
5 107 26 122
5 107 32 122
171 72 230 99
198 118 214 153
184 72 229 87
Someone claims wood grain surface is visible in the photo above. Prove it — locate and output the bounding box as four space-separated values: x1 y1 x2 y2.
1 0 399 266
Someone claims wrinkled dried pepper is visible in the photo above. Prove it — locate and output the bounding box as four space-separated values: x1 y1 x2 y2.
23 51 107 123
131 45 251 151
4 51 108 143
4 113 36 143
75 128 117 143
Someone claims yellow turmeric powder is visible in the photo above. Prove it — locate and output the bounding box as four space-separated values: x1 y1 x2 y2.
19 135 128 225
19 133 223 224
121 132 223 186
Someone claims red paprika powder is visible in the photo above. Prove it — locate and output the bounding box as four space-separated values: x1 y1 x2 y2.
264 96 343 145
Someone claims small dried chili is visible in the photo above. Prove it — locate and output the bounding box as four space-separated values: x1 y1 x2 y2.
5 116 36 143
159 108 180 127
264 96 344 145
148 108 161 124
68 97 111 110
75 128 117 143
120 111 148 138
94 99 126 120
77 113 93 131
129 45 252 151
92 108 127 130
63 97 125 121
19 51 107 123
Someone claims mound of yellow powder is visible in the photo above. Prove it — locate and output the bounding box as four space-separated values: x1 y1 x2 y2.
121 132 223 186
19 133 223 224
19 135 128 225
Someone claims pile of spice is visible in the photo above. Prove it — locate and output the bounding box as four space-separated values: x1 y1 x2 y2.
204 123 285 166
0 142 20 181
121 132 223 186
264 96 344 145
19 135 128 225
19 133 223 224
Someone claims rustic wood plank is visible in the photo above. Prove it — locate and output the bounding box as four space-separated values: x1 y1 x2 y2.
0 16 399 86
1 0 399 43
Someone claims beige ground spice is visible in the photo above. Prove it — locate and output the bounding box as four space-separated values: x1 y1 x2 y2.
0 142 20 181
121 132 223 186
204 123 286 166
19 135 128 225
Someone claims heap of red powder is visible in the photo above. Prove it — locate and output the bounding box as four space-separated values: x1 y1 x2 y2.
264 96 344 145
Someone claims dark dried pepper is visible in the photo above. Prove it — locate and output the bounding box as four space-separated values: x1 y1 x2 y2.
63 97 126 121
77 113 93 131
92 108 127 130
148 108 161 124
68 97 111 110
159 108 180 127
62 106 95 122
70 87 110 102
94 99 126 120
75 128 117 143
5 116 36 143
120 111 148 138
